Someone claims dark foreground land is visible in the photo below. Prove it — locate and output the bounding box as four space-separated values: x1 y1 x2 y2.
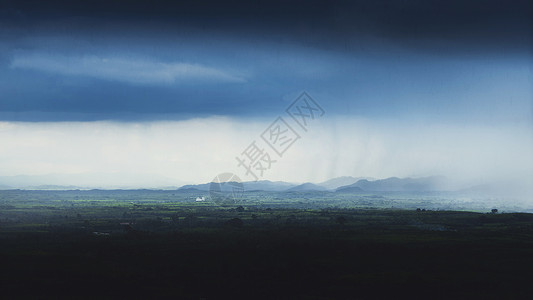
1 190 533 299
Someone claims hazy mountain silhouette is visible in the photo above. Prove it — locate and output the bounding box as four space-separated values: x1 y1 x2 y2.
318 176 374 190
286 183 327 192
336 176 448 192
180 180 295 192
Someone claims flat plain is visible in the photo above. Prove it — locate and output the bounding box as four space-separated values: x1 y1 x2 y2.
1 189 532 299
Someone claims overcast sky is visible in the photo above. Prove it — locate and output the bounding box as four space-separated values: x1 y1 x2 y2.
0 0 531 188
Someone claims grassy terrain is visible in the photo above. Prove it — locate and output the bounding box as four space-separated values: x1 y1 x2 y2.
0 190 532 299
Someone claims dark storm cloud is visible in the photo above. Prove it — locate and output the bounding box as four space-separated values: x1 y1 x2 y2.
1 0 531 53
0 0 531 121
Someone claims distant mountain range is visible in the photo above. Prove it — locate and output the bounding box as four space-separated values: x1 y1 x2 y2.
180 180 295 192
0 175 452 192
2 175 529 199
178 176 451 193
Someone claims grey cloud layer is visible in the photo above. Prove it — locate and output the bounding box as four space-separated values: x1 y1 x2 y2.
11 53 246 84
